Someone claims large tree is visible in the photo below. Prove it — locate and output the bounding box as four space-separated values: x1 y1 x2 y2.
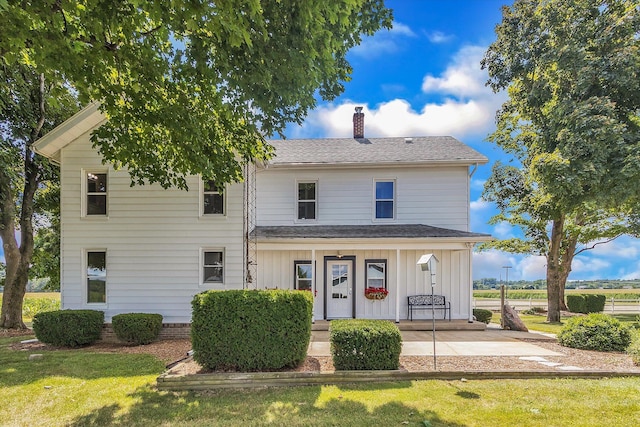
1 64 79 328
1 0 392 189
0 1 392 328
481 0 640 322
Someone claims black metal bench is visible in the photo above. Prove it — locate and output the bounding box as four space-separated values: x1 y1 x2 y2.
407 295 451 321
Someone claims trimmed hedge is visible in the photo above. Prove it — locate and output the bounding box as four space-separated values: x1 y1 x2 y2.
558 313 632 352
566 294 606 314
33 309 104 347
191 289 313 371
112 313 163 345
627 330 640 366
473 308 493 324
330 319 401 370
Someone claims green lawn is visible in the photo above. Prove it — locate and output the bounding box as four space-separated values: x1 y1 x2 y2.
2 334 640 426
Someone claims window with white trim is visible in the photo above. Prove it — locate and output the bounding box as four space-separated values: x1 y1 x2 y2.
86 172 107 215
294 260 313 291
297 181 317 220
203 180 225 215
203 250 224 284
365 259 387 290
375 180 395 219
87 251 106 303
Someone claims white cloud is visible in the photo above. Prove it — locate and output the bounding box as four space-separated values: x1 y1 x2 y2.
426 31 453 44
519 256 547 280
470 197 489 212
421 46 489 98
493 221 515 239
473 251 546 281
470 178 486 191
293 45 505 140
350 22 416 59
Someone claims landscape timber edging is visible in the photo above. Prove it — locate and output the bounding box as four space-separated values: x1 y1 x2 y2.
157 368 640 391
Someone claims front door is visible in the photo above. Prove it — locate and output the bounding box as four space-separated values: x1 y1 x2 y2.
326 259 353 318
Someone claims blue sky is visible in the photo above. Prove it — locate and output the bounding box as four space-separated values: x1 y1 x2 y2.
285 0 640 282
4 1 639 282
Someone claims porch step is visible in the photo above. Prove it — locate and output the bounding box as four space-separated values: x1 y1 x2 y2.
311 319 486 332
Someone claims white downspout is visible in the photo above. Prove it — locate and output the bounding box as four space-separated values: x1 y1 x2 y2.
312 248 316 322
396 249 401 323
467 243 474 322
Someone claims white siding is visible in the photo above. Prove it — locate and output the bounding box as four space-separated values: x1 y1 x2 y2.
257 248 471 321
256 166 470 230
60 131 244 323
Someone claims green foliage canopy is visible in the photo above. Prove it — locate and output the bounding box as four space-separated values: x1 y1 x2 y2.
1 0 393 189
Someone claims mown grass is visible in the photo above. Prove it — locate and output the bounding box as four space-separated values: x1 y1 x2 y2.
2 334 640 426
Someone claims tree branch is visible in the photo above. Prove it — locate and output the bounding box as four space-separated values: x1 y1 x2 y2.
574 235 622 256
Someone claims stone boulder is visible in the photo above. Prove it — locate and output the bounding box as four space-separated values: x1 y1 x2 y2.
502 304 529 332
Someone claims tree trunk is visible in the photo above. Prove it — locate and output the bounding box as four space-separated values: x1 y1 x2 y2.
546 216 565 323
557 234 579 312
0 72 44 330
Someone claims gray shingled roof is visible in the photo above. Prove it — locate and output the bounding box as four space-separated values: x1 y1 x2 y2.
266 136 488 166
253 224 491 240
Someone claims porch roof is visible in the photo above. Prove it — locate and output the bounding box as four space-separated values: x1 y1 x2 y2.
253 224 491 241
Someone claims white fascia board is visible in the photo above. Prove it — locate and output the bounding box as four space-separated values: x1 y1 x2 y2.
32 102 106 163
262 159 488 170
256 237 492 251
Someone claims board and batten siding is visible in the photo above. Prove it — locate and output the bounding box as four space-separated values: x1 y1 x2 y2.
256 166 470 230
59 131 244 323
257 248 471 321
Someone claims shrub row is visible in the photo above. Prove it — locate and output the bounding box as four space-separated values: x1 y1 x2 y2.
558 314 632 352
330 319 401 370
566 294 606 314
472 309 492 324
32 310 164 347
191 289 313 371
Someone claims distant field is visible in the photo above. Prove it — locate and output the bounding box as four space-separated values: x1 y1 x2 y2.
474 289 640 300
0 292 61 321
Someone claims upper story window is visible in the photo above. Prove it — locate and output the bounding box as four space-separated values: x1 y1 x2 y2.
203 250 224 284
86 172 107 215
203 180 225 215
87 250 106 303
297 181 317 221
375 180 395 219
294 260 313 291
365 259 387 290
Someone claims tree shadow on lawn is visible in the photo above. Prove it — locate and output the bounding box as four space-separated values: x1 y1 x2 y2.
0 343 165 387
67 385 468 427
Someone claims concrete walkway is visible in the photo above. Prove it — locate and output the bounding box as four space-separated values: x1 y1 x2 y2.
308 328 563 357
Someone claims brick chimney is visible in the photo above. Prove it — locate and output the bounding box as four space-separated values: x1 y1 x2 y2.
353 106 364 139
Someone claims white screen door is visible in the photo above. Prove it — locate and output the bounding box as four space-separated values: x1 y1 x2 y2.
326 260 353 318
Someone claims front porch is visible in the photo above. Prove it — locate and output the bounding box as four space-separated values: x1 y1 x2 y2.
311 319 487 331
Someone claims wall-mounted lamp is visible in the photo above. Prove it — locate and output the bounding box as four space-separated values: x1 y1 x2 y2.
337 251 343 259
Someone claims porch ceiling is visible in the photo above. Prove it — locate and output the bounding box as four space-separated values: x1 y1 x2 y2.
253 224 492 241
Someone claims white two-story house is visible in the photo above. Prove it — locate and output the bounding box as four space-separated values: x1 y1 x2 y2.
33 104 490 329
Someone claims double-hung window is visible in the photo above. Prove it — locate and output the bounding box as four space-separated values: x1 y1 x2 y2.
365 259 387 290
375 180 395 219
203 250 224 284
86 172 107 215
203 180 224 215
297 181 317 221
87 251 106 303
294 260 313 291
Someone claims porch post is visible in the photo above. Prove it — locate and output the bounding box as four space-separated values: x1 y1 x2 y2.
467 243 474 322
312 248 316 322
395 249 401 323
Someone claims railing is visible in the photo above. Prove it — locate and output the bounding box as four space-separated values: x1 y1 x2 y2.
473 297 640 314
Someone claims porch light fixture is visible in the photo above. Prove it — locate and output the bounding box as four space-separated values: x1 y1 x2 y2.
417 253 439 370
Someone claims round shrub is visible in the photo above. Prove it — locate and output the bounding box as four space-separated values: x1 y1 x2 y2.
191 289 313 371
330 319 401 370
33 309 104 347
473 308 493 324
112 313 163 345
557 313 632 352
